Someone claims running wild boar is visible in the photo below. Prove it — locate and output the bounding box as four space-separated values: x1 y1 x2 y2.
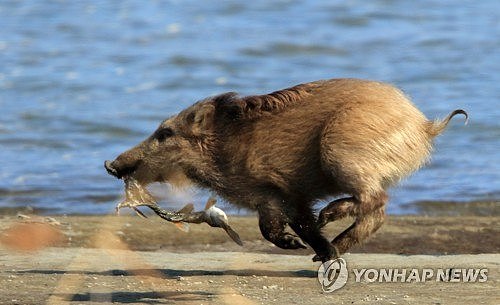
105 78 467 262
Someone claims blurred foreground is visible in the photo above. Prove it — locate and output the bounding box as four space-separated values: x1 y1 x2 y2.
0 212 498 304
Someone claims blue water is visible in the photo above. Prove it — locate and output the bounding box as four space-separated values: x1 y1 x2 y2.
0 0 498 215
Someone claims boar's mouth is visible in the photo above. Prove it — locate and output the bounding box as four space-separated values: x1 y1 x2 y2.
104 160 139 180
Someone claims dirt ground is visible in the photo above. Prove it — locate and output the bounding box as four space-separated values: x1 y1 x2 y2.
0 213 499 305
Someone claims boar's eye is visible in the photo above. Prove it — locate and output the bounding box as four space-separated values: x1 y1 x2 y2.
186 112 195 124
155 127 174 142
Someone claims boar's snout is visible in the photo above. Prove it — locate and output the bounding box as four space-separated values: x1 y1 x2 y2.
104 156 141 179
104 160 118 177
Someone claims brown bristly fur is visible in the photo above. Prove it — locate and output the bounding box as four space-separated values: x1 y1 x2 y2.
107 78 467 262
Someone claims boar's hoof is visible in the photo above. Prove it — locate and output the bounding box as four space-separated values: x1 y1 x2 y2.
312 245 340 262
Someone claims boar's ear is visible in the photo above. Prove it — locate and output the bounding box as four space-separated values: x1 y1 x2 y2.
212 92 241 121
192 102 216 134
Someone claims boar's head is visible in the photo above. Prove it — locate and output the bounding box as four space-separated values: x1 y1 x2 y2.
104 98 221 187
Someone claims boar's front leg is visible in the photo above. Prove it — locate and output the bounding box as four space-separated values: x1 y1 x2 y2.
288 204 338 262
257 200 307 250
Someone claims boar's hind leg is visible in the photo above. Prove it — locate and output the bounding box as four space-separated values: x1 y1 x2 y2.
257 201 307 250
317 197 357 228
288 205 338 262
331 192 387 255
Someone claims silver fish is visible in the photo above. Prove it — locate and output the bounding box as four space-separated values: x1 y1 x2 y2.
176 197 243 246
115 177 242 245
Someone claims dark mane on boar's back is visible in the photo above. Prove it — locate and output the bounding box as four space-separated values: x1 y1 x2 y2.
213 82 317 121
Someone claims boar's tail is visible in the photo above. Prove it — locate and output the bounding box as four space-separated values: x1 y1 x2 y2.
427 109 468 137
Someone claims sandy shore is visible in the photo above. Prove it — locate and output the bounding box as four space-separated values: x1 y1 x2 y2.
0 214 499 304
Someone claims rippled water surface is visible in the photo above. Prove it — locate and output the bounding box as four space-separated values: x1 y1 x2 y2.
0 0 498 214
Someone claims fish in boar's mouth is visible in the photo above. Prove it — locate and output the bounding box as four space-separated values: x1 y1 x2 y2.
115 177 243 245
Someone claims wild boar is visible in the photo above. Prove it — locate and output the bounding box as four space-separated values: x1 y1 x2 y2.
104 78 467 262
